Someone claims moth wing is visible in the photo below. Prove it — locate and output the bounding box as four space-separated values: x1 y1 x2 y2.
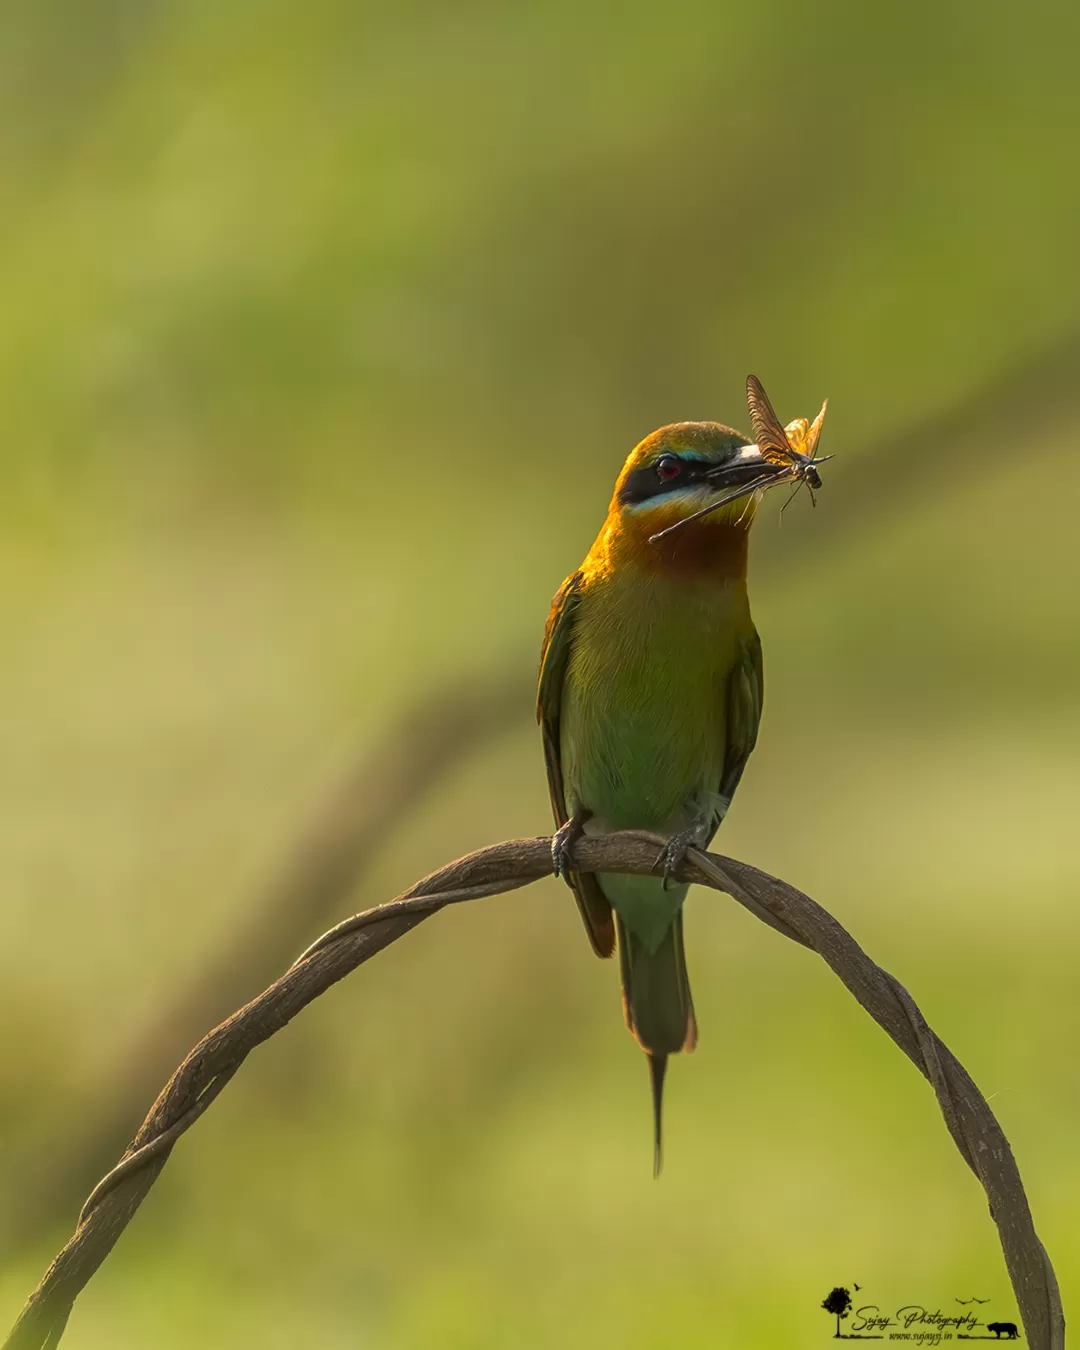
746 374 794 464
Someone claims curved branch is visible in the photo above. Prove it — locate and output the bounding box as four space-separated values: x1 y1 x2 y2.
2 834 1064 1350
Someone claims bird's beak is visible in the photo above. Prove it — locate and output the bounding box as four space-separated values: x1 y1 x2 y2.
704 444 790 495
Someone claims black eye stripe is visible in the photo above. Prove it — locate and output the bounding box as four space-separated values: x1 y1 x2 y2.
618 447 748 505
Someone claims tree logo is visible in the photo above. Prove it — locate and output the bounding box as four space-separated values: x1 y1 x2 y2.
822 1287 853 1338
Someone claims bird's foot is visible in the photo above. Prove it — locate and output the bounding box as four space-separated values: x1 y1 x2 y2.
656 825 705 890
551 811 590 883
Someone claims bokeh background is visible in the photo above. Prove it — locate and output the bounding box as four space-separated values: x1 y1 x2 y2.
1 1 1079 1346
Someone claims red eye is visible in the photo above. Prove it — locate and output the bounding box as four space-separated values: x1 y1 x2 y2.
656 455 682 481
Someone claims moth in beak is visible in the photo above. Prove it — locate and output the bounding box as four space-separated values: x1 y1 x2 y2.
745 373 830 492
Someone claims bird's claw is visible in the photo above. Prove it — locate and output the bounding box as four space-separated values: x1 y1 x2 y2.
657 828 700 890
551 814 587 883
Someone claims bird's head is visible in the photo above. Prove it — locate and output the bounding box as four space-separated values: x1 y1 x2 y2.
611 421 785 549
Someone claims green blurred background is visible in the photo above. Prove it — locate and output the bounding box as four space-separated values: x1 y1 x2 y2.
1 0 1078 1345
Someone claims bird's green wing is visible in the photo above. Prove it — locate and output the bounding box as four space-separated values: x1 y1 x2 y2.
537 571 615 958
719 630 765 809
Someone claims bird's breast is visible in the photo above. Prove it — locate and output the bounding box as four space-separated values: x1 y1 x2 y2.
560 567 751 831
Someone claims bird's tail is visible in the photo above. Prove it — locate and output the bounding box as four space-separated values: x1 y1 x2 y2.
616 910 696 1176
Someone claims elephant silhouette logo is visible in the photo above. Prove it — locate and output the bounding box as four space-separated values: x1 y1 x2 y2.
986 1324 1019 1340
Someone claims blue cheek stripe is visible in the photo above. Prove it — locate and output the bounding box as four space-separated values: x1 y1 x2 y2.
623 487 713 512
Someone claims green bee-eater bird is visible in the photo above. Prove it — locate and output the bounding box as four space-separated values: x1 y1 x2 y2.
537 376 827 1172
